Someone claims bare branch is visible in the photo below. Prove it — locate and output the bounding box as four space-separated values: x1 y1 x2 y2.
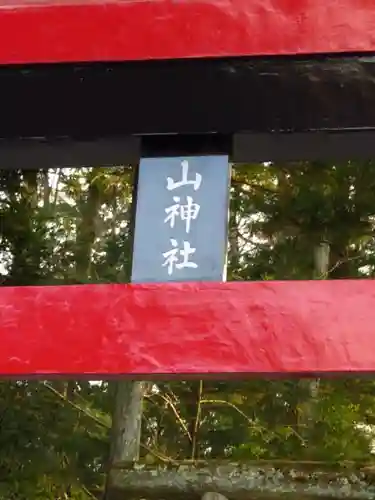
201 399 305 444
147 392 192 442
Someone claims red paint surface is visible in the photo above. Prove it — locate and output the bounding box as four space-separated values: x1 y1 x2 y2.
0 0 374 65
0 280 374 376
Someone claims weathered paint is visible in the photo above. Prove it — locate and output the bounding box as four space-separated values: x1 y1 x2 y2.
0 280 374 376
0 0 374 65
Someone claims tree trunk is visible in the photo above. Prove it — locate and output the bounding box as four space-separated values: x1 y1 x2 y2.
103 166 145 499
298 242 330 444
75 167 102 281
109 463 375 500
108 381 147 465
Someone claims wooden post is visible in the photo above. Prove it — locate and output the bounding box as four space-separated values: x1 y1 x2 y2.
105 155 230 497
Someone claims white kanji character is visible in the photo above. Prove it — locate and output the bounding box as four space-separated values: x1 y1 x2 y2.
166 160 202 191
164 195 200 233
162 239 198 276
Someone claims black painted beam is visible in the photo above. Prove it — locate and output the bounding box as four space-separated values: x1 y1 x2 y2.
1 55 375 139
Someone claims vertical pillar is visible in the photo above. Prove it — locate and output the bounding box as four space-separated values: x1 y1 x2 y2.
132 154 231 461
105 155 231 497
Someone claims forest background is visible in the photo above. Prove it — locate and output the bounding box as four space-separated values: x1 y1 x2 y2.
1 162 375 498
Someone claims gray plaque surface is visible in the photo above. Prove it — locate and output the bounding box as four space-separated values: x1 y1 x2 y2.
131 155 230 282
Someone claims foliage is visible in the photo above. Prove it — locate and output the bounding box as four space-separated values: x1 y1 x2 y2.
1 161 375 498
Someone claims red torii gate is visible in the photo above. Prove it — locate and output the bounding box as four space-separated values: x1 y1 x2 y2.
1 0 375 377
0 0 374 64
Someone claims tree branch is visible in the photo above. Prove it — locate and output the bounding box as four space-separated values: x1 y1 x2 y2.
147 392 192 442
43 382 174 466
201 399 305 444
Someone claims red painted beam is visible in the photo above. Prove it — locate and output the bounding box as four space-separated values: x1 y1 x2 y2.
0 0 374 65
0 280 374 376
